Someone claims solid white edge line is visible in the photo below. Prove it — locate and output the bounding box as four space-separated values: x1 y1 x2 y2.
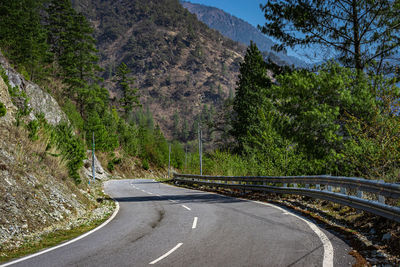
192 217 198 229
1 199 120 267
251 200 334 267
155 180 333 266
149 243 183 265
181 205 191 211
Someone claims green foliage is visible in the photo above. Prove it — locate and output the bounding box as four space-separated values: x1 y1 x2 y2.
25 116 85 184
85 109 119 152
231 42 272 153
0 0 50 81
0 102 6 117
62 100 84 131
138 125 169 167
54 123 85 184
260 0 400 74
27 120 40 141
171 141 184 169
227 57 400 181
115 62 140 117
142 158 149 170
107 157 122 172
0 0 189 177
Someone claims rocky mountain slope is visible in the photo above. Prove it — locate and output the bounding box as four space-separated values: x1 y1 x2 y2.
181 1 309 68
0 53 112 258
72 0 246 140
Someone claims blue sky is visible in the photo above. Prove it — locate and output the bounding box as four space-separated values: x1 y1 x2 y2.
185 0 267 28
184 1 324 63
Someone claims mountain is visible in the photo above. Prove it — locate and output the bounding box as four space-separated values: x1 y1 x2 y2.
181 1 309 68
72 0 246 141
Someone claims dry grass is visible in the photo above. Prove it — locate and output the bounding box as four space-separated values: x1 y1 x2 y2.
4 124 69 182
94 149 167 179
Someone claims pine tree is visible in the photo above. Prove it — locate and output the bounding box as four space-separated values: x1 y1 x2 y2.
115 62 140 117
260 0 400 74
231 42 272 153
0 0 49 81
56 10 100 102
45 0 75 60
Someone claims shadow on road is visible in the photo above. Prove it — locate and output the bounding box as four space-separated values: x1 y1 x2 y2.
99 193 243 205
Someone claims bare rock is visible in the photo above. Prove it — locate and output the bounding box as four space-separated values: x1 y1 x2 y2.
0 52 68 126
0 75 17 126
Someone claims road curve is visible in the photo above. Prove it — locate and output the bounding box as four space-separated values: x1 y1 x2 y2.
3 179 355 267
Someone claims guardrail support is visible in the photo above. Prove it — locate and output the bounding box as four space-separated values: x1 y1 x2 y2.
173 173 400 223
378 180 386 204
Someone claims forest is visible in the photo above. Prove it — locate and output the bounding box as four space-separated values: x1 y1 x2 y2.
1 0 400 183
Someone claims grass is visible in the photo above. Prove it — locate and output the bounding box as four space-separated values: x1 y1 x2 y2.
0 201 115 264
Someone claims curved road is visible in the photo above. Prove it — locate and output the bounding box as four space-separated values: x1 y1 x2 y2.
3 179 355 267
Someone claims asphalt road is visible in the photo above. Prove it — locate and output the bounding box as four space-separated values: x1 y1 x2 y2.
4 179 355 267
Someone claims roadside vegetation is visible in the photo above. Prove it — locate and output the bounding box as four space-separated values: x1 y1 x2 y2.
0 0 399 183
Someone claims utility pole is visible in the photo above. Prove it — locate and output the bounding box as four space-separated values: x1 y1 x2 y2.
92 132 95 183
198 123 202 175
168 143 171 179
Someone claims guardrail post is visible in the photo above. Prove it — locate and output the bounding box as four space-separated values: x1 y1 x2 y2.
378 180 386 204
316 184 320 190
293 183 298 188
305 184 309 189
357 190 364 198
327 185 332 192
284 183 288 188
341 187 347 195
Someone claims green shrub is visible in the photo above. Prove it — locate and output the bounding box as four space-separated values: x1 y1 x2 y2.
0 102 6 117
142 158 149 170
27 120 39 140
54 123 85 184
107 157 122 172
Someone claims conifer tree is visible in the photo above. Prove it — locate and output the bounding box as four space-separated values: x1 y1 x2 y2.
115 62 140 117
231 42 272 153
0 0 49 81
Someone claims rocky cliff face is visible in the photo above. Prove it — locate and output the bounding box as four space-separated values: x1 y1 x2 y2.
0 73 17 126
0 53 68 126
0 54 111 256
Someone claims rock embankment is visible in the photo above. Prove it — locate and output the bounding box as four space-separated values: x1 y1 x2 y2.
0 54 113 257
0 53 68 126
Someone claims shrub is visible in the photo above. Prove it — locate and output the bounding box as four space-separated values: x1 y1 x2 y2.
142 158 149 170
0 102 6 117
107 157 122 172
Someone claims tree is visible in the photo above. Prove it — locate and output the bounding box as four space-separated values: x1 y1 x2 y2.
260 0 400 74
231 42 272 153
0 0 49 81
45 0 75 60
272 62 377 173
57 10 101 100
115 62 140 117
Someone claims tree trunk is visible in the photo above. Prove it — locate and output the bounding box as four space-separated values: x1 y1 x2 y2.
352 0 362 71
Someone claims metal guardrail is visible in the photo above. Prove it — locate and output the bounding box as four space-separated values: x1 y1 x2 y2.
173 173 400 223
